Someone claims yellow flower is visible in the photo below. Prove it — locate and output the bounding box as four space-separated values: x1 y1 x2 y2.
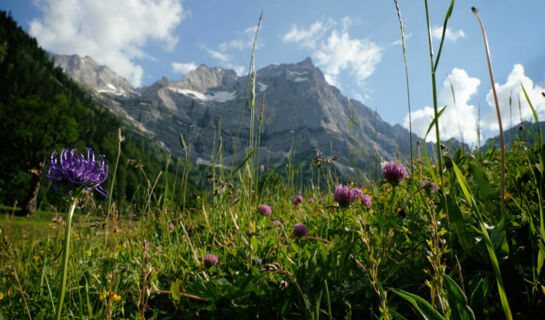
115 228 122 234
33 255 40 261
85 250 92 256
196 195 201 200
112 294 121 302
504 192 513 201
72 231 79 238
99 295 104 301
108 253 115 259
0 292 4 300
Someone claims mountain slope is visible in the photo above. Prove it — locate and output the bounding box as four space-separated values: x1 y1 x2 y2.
54 54 423 178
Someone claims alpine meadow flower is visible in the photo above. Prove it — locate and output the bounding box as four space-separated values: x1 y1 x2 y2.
258 205 272 216
203 254 219 268
293 195 304 205
44 148 109 198
420 180 438 193
382 161 408 185
292 223 308 237
361 194 372 206
43 147 108 320
334 185 357 207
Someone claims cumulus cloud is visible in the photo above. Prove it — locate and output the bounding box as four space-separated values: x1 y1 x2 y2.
282 17 382 91
29 0 183 87
431 26 465 42
201 25 257 76
171 62 197 75
219 26 260 51
482 64 545 131
406 68 481 145
282 19 335 49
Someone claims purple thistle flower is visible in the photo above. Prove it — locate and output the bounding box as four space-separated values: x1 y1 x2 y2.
361 194 372 206
292 223 308 237
382 161 408 185
43 148 108 198
273 220 282 226
203 254 218 268
293 195 304 205
258 205 272 216
334 185 357 207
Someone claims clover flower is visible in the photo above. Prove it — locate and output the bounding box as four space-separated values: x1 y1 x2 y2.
382 161 408 185
203 254 219 268
420 180 438 193
292 223 308 237
258 205 272 216
308 198 314 204
273 220 282 226
361 194 372 206
293 195 304 205
334 185 357 207
44 148 108 198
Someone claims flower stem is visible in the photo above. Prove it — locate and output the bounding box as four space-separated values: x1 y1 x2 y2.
56 198 78 320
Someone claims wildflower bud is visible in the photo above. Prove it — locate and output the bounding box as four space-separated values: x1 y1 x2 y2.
258 205 272 216
179 133 186 150
292 223 308 237
382 161 408 185
334 185 357 207
203 254 218 268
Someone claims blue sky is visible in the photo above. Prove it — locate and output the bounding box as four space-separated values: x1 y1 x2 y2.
3 0 545 146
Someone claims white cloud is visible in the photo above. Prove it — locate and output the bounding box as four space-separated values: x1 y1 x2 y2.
29 0 183 87
202 46 231 63
219 26 260 51
314 30 382 88
482 64 545 131
172 62 197 74
432 26 465 42
282 19 334 49
282 17 382 92
406 68 481 145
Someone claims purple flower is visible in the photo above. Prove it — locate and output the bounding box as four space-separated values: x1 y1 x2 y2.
293 195 304 205
258 205 272 216
308 198 314 204
169 223 174 231
361 194 372 206
43 148 108 198
518 123 525 131
292 223 308 237
273 220 282 226
420 180 438 193
382 161 408 185
334 185 357 207
203 254 218 268
259 164 265 172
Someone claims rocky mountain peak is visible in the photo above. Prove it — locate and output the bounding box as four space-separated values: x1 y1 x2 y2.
51 53 134 96
176 64 238 92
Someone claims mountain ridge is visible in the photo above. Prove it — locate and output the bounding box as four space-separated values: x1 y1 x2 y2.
52 53 422 178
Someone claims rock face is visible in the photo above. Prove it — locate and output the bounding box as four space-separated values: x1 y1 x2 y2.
51 54 135 96
53 54 421 177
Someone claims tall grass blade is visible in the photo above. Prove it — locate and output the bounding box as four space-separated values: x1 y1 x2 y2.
452 161 512 320
472 6 505 217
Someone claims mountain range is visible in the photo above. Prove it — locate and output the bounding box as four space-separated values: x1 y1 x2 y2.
52 53 422 178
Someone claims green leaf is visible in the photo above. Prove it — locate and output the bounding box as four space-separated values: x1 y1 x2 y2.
444 275 475 320
390 288 446 320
